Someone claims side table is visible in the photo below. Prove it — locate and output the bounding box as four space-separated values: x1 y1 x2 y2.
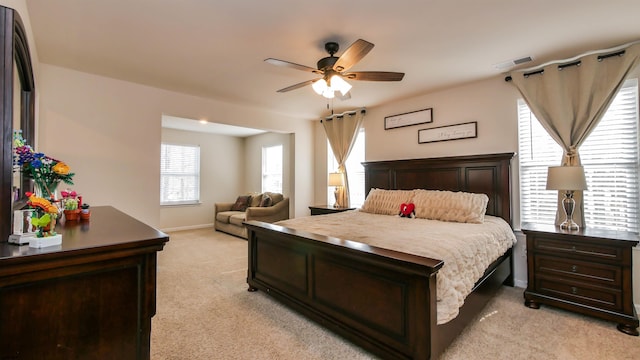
521 222 639 336
309 205 355 216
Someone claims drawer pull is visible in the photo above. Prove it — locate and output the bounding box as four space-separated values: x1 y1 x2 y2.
571 287 578 295
571 265 578 272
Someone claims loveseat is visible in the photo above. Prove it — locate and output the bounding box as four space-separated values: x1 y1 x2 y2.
214 192 289 238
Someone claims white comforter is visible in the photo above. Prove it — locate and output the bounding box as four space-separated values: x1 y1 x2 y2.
275 210 516 324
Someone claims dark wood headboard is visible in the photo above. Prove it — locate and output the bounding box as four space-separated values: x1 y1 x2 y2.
362 152 514 226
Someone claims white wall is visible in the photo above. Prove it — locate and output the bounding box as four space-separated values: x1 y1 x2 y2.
37 64 314 228
160 128 244 231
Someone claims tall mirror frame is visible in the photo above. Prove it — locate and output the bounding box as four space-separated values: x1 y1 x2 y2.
1 6 36 242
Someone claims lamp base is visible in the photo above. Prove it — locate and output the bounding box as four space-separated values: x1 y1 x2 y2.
333 187 340 208
560 220 580 231
560 191 580 231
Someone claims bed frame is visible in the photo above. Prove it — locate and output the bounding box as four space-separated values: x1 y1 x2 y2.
245 152 515 359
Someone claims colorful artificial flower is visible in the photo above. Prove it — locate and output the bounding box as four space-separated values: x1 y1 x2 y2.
13 131 74 198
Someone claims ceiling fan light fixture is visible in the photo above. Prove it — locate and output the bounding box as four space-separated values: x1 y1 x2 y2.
322 88 335 99
312 78 328 95
330 75 352 96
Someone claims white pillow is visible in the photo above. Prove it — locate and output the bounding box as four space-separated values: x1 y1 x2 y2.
412 189 488 223
360 189 415 215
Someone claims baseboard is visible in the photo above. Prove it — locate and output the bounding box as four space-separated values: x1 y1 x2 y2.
513 279 527 289
161 223 214 233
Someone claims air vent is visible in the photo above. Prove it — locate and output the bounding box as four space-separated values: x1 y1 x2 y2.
492 56 534 70
513 56 533 65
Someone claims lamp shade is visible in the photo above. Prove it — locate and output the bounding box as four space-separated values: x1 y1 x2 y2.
546 166 587 191
330 75 352 96
312 78 328 95
328 172 344 187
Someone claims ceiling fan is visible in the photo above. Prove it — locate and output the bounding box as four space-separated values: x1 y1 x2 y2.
265 39 405 99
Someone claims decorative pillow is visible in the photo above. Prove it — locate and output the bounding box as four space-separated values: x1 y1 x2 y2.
259 193 273 207
412 190 488 223
264 192 284 205
230 195 252 211
249 193 263 207
360 189 415 215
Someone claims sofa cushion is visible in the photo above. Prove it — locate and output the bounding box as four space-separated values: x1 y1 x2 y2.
264 192 284 205
216 211 245 223
230 195 252 211
229 213 246 226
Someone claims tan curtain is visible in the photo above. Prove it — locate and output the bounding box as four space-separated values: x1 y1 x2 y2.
509 41 640 227
322 109 365 207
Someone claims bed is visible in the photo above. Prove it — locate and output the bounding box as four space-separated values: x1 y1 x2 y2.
245 153 515 359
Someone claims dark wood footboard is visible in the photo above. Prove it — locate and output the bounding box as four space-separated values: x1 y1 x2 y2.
246 221 444 359
246 221 513 359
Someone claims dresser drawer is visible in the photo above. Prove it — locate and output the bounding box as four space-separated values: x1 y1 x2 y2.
534 237 623 262
535 255 622 288
536 278 623 312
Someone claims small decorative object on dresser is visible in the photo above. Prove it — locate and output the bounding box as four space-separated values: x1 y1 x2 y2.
522 223 639 336
308 205 355 216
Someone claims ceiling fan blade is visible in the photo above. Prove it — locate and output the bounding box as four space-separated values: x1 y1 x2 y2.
333 39 374 72
344 71 405 81
265 58 321 74
276 79 317 93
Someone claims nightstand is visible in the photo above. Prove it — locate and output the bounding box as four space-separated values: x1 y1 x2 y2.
521 223 639 336
309 205 355 216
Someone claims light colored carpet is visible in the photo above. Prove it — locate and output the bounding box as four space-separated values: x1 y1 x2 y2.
151 228 639 360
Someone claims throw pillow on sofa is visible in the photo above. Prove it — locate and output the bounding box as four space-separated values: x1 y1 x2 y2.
259 194 272 207
230 195 252 211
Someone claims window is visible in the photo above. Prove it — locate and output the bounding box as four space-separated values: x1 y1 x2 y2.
160 143 200 205
262 145 283 193
518 79 639 232
327 128 365 208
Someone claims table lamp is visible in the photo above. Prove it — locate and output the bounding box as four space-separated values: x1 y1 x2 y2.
328 172 344 208
546 166 588 230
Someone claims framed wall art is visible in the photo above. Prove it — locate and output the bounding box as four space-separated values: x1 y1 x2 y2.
418 121 477 144
384 108 433 130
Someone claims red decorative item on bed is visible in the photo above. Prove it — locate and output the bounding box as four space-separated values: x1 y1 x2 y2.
245 152 515 359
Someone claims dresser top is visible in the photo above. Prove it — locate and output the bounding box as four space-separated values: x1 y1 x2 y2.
1 206 169 261
521 222 639 244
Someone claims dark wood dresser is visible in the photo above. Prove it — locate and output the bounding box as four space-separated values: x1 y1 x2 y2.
522 222 639 335
0 206 169 359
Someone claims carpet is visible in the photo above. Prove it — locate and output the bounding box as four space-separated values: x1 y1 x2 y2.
151 228 639 359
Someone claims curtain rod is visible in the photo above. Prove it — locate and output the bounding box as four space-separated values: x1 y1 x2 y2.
321 108 366 121
505 48 628 82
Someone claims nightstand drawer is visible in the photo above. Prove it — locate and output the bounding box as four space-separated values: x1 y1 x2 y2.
536 278 622 312
534 237 623 262
535 255 622 287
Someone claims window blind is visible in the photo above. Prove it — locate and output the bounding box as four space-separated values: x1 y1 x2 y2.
160 143 200 205
518 79 639 232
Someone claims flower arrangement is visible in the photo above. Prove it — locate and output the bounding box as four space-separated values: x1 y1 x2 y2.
25 192 59 237
13 131 74 199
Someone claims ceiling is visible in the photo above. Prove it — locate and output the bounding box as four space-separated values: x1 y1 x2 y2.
162 115 266 137
26 0 640 122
